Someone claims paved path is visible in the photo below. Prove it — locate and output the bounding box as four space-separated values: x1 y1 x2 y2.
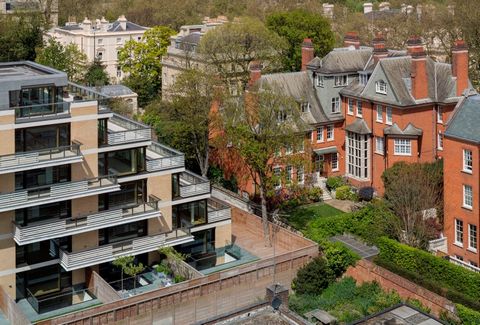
325 199 357 212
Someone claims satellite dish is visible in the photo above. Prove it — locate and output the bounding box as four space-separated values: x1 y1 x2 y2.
271 297 282 310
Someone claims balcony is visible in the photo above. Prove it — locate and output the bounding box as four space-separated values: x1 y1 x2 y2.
179 171 210 198
13 196 161 245
107 114 152 146
60 228 193 271
207 199 232 223
0 143 83 175
449 255 480 273
14 102 70 123
146 142 185 172
0 175 119 213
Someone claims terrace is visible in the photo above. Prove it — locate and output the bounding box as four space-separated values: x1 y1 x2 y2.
146 142 185 172
179 171 210 198
106 114 152 146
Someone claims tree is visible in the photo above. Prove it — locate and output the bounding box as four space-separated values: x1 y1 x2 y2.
84 58 110 86
35 38 87 81
266 9 335 71
112 255 134 292
382 161 443 248
123 261 145 293
292 257 335 296
118 26 176 106
198 17 287 91
220 83 308 245
156 69 222 177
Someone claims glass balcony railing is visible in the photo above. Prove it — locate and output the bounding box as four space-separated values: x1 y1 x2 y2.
60 228 193 271
26 287 97 314
0 175 119 213
66 82 111 114
0 143 83 174
13 195 161 245
179 171 210 198
146 142 185 172
14 102 70 122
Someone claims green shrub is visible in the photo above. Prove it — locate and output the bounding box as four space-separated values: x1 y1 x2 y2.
155 263 171 275
292 257 335 295
323 241 359 277
307 187 323 202
456 304 480 325
375 237 480 309
335 185 358 201
174 274 186 283
326 176 345 191
406 298 431 314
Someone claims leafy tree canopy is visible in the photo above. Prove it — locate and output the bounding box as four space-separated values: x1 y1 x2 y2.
83 58 110 87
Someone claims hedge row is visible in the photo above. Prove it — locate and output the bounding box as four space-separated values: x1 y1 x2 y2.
456 304 480 324
375 237 480 310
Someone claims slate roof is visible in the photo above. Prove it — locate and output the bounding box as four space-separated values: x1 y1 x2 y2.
345 118 372 134
445 90 480 143
384 123 423 136
258 71 343 125
108 21 148 32
315 48 373 74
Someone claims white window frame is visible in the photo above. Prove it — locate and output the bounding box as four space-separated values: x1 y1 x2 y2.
463 149 473 173
437 132 443 151
301 102 311 113
297 166 304 184
376 105 383 122
393 139 411 156
346 132 369 180
331 97 340 113
286 165 292 184
273 167 282 188
331 153 339 171
348 98 354 115
360 73 369 85
375 137 384 155
326 125 334 141
356 101 363 117
315 75 324 87
316 127 324 143
286 145 293 155
375 80 387 94
437 106 443 123
334 75 348 87
468 224 477 252
386 107 393 125
463 184 473 209
455 219 464 246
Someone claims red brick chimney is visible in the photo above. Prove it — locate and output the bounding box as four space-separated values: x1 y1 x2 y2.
248 61 262 88
407 36 428 100
452 39 469 96
344 32 360 49
301 38 314 71
372 32 388 65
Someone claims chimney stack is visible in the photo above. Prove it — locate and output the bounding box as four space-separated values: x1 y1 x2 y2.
363 3 373 14
407 36 428 100
248 61 262 88
379 2 390 11
322 3 334 19
373 33 388 65
452 39 469 96
117 15 127 31
344 32 360 49
301 38 314 71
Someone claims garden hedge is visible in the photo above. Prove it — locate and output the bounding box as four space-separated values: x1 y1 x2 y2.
375 237 480 310
456 304 480 324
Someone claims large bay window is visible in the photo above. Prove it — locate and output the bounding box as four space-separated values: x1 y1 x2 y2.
346 132 369 179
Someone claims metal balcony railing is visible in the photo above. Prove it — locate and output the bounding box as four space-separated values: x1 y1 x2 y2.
0 175 119 213
67 82 111 113
13 196 161 245
60 228 192 271
14 102 70 122
107 114 152 145
0 143 83 174
179 171 210 198
449 255 480 273
207 198 232 223
146 142 185 172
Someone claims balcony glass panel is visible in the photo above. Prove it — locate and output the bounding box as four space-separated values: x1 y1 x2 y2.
15 165 71 190
16 124 70 152
99 148 145 177
16 264 70 301
15 201 71 227
173 200 207 228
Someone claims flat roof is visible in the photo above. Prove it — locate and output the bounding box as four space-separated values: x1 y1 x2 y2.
352 304 445 324
0 61 65 80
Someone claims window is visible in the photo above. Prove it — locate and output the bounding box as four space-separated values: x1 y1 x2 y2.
334 75 348 87
331 153 339 171
394 139 411 156
346 132 369 179
375 137 384 154
455 219 464 245
316 127 324 142
360 73 369 85
97 51 104 60
97 38 103 45
348 99 354 115
463 149 473 173
376 105 383 122
375 80 387 94
386 107 393 124
315 75 324 87
437 132 443 150
286 145 293 155
116 37 122 44
277 111 287 123
301 102 311 113
470 261 479 268
286 166 292 183
356 101 363 117
437 107 443 123
455 255 464 261
326 125 334 140
297 167 304 184
116 66 122 78
273 167 281 188
469 224 477 251
137 36 141 41
331 97 340 113
463 185 473 209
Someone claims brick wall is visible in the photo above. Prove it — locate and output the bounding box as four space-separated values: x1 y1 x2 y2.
345 259 456 317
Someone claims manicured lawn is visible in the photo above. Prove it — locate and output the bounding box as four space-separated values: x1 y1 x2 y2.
283 202 345 231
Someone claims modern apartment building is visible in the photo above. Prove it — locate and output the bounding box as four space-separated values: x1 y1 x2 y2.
47 16 148 83
0 61 231 317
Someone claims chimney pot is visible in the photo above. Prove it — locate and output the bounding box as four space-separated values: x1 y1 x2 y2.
301 38 314 71
344 32 360 49
407 36 428 99
364 3 373 14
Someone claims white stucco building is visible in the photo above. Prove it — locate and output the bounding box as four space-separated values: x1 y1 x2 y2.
47 16 149 83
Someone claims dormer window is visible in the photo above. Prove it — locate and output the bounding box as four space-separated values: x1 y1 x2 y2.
315 75 324 87
334 75 348 87
301 102 311 113
376 80 387 94
359 73 369 85
277 111 288 123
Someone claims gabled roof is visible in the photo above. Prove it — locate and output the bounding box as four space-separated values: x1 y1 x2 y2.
384 122 423 136
258 71 343 125
345 118 371 134
445 90 480 143
315 48 373 74
107 21 148 32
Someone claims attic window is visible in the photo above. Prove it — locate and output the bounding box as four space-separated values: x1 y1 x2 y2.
359 73 369 85
376 80 387 94
301 102 311 113
315 75 324 87
334 75 348 87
